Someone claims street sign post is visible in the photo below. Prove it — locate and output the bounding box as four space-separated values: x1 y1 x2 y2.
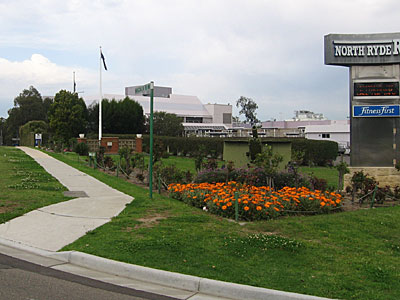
135 83 152 94
34 133 42 147
136 82 155 198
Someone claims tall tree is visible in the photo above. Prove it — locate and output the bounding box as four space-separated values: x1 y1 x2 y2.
5 86 50 145
150 111 184 137
236 96 260 125
48 90 88 143
87 97 145 134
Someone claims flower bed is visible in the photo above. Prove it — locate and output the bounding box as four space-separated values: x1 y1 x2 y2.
168 181 342 221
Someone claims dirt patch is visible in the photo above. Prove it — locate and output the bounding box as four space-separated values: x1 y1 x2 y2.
134 215 168 229
0 207 13 214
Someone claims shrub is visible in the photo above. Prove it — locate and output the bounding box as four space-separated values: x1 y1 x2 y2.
230 167 271 187
273 171 310 189
104 156 115 169
291 139 338 166
202 158 218 170
309 176 328 191
249 138 262 162
194 168 228 184
118 146 132 176
131 152 146 174
154 163 192 188
74 142 89 156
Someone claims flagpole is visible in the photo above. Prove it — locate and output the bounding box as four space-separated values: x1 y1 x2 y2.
99 46 102 144
73 71 76 93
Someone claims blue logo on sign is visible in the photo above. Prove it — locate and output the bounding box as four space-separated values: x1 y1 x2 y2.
353 105 400 117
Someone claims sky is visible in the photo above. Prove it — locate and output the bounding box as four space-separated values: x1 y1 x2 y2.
1 0 400 121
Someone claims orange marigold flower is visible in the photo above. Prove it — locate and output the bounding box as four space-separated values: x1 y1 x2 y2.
244 206 250 211
222 205 227 210
256 206 262 211
273 207 280 212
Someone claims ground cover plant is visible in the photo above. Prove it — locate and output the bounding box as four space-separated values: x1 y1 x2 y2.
0 147 70 223
45 150 400 300
168 182 342 220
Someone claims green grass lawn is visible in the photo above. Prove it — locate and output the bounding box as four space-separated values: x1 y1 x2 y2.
0 147 71 223
299 166 339 189
46 151 400 300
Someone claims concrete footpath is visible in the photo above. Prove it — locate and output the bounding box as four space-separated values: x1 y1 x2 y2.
0 147 334 300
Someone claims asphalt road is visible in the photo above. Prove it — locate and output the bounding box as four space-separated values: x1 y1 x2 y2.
0 253 178 300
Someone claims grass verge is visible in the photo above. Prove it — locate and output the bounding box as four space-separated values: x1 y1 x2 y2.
47 151 399 300
0 147 71 223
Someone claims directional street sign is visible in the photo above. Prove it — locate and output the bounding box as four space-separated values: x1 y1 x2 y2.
135 82 153 94
135 82 155 198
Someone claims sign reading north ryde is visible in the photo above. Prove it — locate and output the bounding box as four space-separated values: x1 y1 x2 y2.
353 105 400 117
325 33 400 65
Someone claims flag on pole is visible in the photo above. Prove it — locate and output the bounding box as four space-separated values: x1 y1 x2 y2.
100 50 107 71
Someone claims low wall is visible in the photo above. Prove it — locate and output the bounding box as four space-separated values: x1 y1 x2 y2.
76 137 142 154
344 167 400 189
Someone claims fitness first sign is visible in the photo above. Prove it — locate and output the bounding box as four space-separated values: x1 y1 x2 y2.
325 33 400 65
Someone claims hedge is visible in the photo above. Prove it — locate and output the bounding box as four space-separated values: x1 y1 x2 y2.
291 139 338 166
19 120 49 147
95 134 338 166
142 136 224 158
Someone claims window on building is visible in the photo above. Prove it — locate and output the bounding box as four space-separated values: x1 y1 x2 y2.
186 117 203 123
223 113 232 124
322 133 330 138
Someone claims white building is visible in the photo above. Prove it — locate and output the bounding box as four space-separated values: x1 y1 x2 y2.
84 85 233 136
262 111 350 152
289 110 327 121
304 123 350 153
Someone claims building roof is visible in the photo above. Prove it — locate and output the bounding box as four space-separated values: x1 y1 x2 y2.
83 93 211 117
183 123 227 131
304 124 350 133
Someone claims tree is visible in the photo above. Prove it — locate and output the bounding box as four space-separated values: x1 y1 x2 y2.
87 97 145 134
150 111 184 137
0 117 5 145
48 90 88 143
236 96 260 125
4 86 51 145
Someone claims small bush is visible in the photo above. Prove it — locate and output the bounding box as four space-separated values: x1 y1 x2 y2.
154 163 192 188
194 168 228 184
274 171 310 189
74 142 89 156
104 156 115 169
309 176 328 191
